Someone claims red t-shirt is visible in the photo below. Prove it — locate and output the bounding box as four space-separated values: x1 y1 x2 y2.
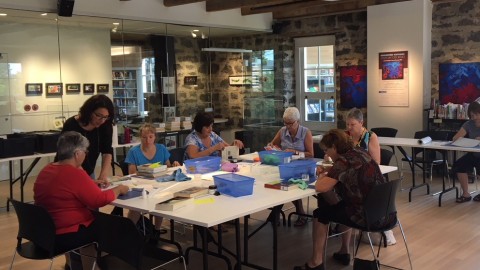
34 163 115 235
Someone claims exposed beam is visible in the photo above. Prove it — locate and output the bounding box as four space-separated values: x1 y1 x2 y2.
272 0 367 20
206 0 296 12
242 0 353 16
163 0 204 7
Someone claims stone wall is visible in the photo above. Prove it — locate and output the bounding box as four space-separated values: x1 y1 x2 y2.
431 0 480 101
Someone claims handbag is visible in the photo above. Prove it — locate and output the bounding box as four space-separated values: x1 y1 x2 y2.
353 258 379 270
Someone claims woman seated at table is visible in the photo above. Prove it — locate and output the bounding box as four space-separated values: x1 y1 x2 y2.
293 129 387 270
184 111 244 160
34 131 129 270
345 107 380 164
452 101 480 203
268 107 314 227
124 123 181 237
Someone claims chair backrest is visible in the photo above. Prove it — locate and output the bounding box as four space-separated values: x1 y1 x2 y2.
169 147 186 165
380 148 394 166
119 159 130 175
10 199 56 257
313 142 325 159
363 179 400 231
93 211 144 268
371 127 398 138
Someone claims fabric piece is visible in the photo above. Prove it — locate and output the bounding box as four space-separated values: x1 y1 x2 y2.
221 162 239 172
288 178 309 190
155 168 191 182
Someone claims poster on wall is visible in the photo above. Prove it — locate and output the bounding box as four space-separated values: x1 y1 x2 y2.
378 51 409 106
439 62 480 104
340 65 367 108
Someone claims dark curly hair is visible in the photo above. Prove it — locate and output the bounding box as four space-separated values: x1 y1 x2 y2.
468 101 480 118
77 94 114 126
193 112 214 132
320 129 354 155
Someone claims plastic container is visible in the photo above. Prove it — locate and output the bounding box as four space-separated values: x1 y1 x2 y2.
279 159 317 182
184 156 222 174
213 173 254 197
258 150 293 166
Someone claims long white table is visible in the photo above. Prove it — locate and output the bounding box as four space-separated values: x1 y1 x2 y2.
378 136 480 206
111 162 397 270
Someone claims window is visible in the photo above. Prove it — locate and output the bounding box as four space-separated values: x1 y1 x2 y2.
251 50 274 92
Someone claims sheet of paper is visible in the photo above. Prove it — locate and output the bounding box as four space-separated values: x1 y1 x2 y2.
451 137 480 148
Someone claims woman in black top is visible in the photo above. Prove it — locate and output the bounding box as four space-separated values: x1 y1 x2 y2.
61 94 114 183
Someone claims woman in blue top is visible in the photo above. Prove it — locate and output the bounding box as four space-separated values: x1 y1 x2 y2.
184 112 243 159
125 123 180 238
269 107 314 227
453 101 480 203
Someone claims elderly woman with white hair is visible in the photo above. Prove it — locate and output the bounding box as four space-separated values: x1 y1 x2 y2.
269 107 314 226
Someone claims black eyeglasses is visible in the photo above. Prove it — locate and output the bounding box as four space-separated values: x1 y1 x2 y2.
93 111 110 121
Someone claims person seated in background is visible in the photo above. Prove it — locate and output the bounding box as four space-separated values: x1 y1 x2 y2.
452 101 480 203
268 107 314 227
124 123 181 237
184 111 244 160
34 131 129 270
293 129 387 270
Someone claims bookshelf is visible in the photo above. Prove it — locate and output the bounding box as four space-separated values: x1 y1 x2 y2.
112 68 142 119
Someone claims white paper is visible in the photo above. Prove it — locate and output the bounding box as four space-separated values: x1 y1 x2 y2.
451 137 480 148
418 136 432 144
221 146 240 161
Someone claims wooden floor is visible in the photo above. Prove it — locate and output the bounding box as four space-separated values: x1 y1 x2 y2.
1 170 480 270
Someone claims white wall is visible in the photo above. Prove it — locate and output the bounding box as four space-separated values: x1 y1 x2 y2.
367 0 432 138
0 0 272 32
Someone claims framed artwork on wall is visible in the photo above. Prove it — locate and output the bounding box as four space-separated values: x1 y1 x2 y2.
65 84 80 94
25 83 43 96
45 83 63 97
439 62 480 104
83 83 95 94
229 76 252 86
340 65 367 108
97 84 109 93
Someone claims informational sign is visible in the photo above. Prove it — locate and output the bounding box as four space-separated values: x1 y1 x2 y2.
378 51 409 106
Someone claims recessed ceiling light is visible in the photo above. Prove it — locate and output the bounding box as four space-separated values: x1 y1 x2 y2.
193 29 199 32
41 13 48 16
0 13 7 16
113 22 120 25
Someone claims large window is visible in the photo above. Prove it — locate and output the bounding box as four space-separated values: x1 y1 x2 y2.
295 36 336 132
251 50 274 92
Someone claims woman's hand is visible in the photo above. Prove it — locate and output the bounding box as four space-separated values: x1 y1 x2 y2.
212 141 230 152
232 139 244 149
95 179 110 188
172 161 181 167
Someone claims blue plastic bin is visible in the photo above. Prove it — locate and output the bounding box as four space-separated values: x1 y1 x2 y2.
279 159 317 182
258 150 293 165
184 156 221 174
213 173 254 197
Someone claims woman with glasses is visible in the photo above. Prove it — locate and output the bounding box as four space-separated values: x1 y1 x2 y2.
34 131 129 270
345 107 380 164
61 94 114 184
185 111 244 159
268 107 314 227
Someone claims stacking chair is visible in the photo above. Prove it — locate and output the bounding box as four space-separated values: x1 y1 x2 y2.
325 179 413 270
371 127 402 180
380 148 395 181
9 198 97 270
93 211 186 270
169 147 186 165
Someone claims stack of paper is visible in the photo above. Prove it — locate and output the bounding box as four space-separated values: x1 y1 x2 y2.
165 121 181 131
451 137 480 147
181 121 192 130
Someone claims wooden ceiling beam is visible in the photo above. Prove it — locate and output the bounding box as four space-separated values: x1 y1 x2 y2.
272 0 367 20
163 0 204 7
206 0 296 12
241 0 353 16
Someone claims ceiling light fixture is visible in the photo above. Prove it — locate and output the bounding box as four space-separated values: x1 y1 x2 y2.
41 13 48 16
113 22 120 25
0 13 7 16
191 32 197 38
201 33 207 39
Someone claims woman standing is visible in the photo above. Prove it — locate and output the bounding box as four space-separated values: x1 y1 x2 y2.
61 94 114 183
269 107 314 227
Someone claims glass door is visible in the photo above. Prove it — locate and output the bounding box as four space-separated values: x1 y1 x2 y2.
295 36 336 132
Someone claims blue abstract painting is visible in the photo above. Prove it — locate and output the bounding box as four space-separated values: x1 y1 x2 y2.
439 62 480 104
340 65 367 108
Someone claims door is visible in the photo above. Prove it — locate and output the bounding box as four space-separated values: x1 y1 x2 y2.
295 36 336 132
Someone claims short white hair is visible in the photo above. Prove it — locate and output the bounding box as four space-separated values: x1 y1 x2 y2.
283 107 300 122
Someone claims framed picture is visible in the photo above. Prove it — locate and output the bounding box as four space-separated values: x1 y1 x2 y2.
97 84 109 93
25 83 43 96
45 83 63 96
229 76 252 86
83 83 95 94
65 83 80 94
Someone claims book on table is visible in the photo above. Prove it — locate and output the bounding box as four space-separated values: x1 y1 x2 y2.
264 180 298 191
137 163 167 173
136 170 169 179
155 197 193 211
173 186 208 198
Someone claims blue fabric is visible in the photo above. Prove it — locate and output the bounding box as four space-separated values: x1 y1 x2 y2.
184 130 225 159
155 169 192 182
280 125 309 152
125 144 170 166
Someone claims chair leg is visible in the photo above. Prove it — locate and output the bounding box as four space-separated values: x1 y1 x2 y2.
397 221 413 270
9 250 17 270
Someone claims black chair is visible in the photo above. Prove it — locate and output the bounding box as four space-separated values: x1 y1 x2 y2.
9 198 97 270
380 148 394 181
169 147 186 165
313 142 325 159
326 179 413 270
93 211 186 270
371 127 400 173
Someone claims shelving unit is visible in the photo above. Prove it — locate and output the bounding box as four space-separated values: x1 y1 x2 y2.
112 68 142 119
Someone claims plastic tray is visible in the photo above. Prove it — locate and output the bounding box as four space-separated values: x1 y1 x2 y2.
258 150 293 166
279 159 317 181
184 156 221 174
213 173 254 197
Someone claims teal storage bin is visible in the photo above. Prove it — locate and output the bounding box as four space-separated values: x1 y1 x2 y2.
279 159 317 182
258 150 293 165
213 173 254 197
184 156 221 174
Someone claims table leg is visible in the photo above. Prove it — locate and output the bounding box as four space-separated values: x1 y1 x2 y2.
408 148 430 202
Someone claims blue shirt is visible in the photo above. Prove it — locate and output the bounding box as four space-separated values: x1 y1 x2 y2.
125 144 171 166
184 130 225 160
280 125 309 152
